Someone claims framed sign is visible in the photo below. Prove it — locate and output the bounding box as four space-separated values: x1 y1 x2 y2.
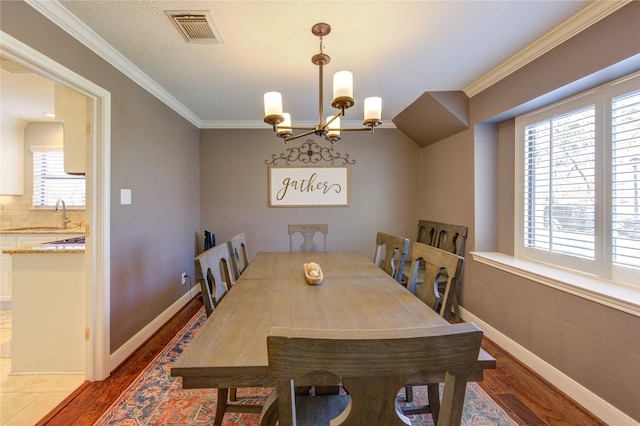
268 166 349 207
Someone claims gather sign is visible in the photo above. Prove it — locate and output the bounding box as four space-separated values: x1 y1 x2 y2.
268 166 350 207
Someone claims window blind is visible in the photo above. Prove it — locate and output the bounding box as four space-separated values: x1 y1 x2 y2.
517 71 640 286
611 89 640 269
523 106 596 260
32 149 85 207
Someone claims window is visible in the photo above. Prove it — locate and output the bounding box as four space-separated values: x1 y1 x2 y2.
515 72 640 287
32 147 85 208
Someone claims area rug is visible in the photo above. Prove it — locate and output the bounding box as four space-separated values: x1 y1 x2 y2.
0 310 11 328
95 307 516 425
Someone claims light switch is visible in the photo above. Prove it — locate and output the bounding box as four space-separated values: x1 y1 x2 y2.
120 189 132 205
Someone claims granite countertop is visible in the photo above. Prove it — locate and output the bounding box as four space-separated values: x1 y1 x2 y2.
4 244 85 254
2 229 86 254
0 226 86 234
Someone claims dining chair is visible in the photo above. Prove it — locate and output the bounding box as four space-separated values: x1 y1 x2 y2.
433 223 468 322
227 232 250 280
194 242 235 317
403 220 468 322
288 224 328 252
403 241 465 409
261 323 483 426
373 232 410 283
194 242 262 426
417 220 439 245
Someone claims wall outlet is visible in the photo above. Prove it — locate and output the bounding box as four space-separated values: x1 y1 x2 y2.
181 272 187 285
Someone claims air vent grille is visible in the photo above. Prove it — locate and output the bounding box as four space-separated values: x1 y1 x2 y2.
166 10 222 44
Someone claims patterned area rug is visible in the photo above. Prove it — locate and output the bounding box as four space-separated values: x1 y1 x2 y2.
95 307 516 425
0 310 11 328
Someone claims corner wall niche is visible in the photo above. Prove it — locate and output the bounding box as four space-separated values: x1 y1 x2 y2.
393 91 469 147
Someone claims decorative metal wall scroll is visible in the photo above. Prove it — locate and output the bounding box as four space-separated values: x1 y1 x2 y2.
265 138 356 166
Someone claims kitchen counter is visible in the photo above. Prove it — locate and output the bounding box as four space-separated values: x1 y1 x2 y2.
1 228 86 254
0 226 85 234
11 250 85 373
3 244 85 254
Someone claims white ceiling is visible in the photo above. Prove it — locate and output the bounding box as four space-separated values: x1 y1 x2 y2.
2 1 627 129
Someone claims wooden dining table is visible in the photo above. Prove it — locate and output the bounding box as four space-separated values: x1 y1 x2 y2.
171 251 495 416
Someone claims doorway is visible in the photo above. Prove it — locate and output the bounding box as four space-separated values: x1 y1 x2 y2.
1 32 111 381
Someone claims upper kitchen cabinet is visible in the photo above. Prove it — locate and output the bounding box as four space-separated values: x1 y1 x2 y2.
0 115 27 195
55 84 90 174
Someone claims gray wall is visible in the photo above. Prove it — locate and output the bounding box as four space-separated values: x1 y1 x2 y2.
199 128 420 257
1 1 201 352
421 3 640 420
4 0 639 421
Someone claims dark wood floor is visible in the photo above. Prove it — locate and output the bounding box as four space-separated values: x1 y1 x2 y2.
38 296 605 425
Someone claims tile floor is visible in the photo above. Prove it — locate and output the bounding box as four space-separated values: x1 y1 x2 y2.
0 310 85 426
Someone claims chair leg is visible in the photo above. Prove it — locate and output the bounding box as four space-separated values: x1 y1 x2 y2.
452 292 460 322
404 384 413 402
259 389 280 426
427 383 440 424
214 388 229 426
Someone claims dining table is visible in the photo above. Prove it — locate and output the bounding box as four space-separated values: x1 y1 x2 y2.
171 251 495 421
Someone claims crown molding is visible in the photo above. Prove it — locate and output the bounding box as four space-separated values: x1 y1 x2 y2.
25 0 202 128
464 0 632 97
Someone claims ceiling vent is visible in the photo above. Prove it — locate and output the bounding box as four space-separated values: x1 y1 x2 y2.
165 10 223 44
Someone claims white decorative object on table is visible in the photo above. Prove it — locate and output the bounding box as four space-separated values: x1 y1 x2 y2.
304 262 323 285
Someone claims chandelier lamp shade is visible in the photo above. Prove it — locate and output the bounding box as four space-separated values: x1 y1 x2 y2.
263 23 382 143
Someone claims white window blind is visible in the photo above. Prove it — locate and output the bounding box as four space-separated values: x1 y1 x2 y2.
523 105 596 259
612 89 640 269
516 72 640 287
32 148 85 208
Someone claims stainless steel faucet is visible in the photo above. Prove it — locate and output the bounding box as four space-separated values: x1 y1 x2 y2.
55 199 71 229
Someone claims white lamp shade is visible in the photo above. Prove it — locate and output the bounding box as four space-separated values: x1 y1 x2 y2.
326 115 341 137
364 97 382 121
333 71 353 100
264 92 283 117
277 113 292 136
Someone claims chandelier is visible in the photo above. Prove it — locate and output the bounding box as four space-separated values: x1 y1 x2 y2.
263 23 382 143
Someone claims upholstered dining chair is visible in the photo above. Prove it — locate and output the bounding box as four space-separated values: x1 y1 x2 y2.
373 232 410 283
194 242 262 426
261 323 483 426
403 241 466 410
228 232 250 280
288 224 328 252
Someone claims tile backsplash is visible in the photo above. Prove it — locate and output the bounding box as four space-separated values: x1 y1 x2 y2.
0 195 85 229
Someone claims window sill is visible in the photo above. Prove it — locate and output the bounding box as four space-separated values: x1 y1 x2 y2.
470 252 640 317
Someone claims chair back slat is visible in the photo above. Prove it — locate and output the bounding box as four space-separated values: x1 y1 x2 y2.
288 224 328 252
228 232 250 280
374 232 410 283
435 223 468 256
407 242 464 317
194 243 235 317
267 323 483 426
417 220 439 245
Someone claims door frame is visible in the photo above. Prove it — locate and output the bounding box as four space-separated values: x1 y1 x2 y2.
1 32 111 381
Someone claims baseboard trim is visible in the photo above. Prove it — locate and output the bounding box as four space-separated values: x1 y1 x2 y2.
108 291 195 372
460 307 637 426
